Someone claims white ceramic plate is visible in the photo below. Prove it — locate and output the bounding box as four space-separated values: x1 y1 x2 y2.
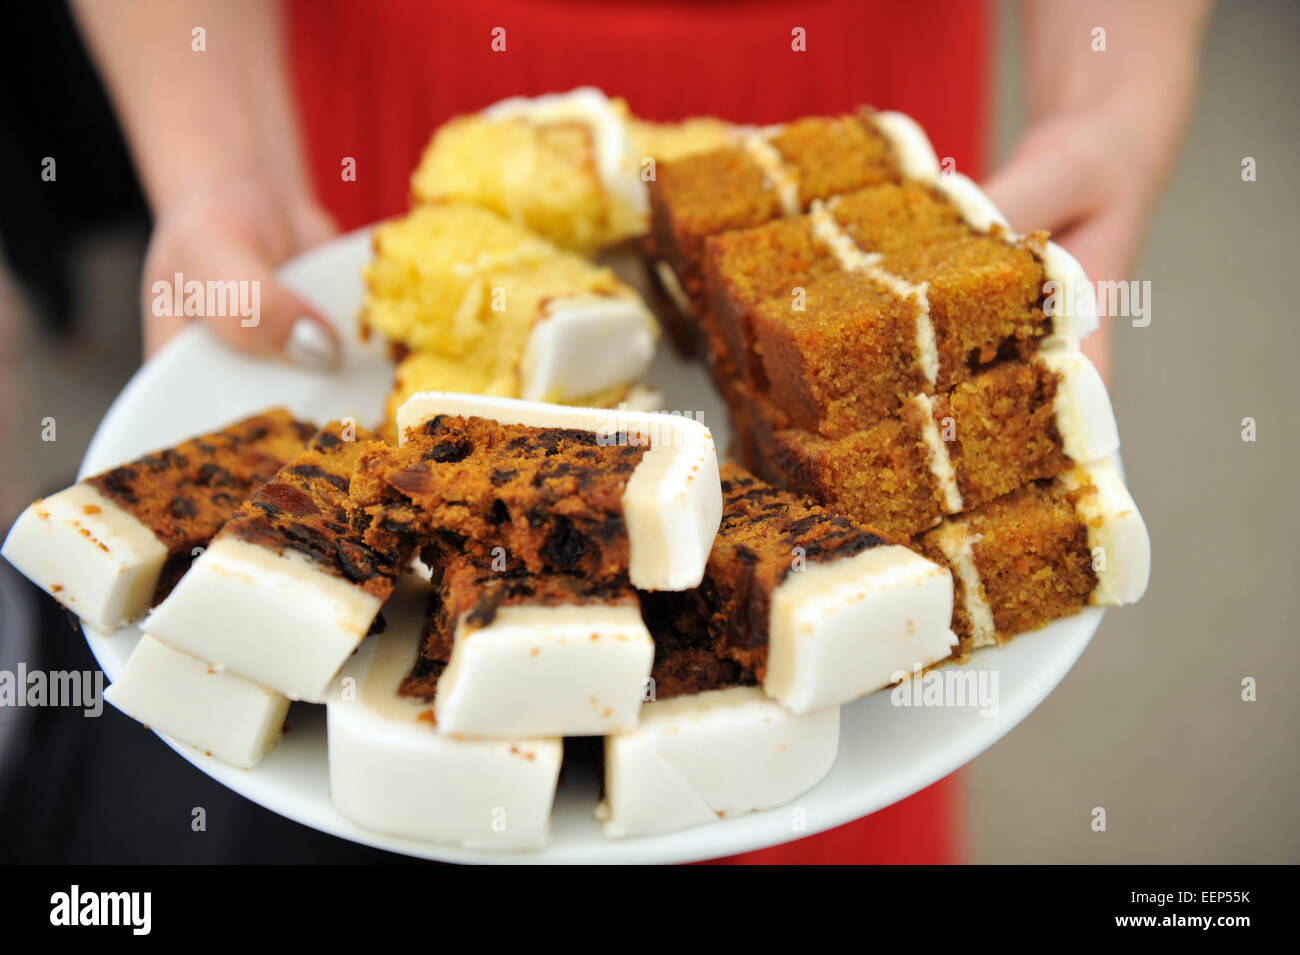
78 227 1104 864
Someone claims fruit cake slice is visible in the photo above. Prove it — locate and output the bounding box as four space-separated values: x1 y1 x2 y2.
351 393 723 591
2 408 314 630
684 464 956 714
145 422 414 701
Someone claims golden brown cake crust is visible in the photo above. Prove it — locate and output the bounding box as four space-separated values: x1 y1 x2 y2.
350 415 647 581
84 408 316 602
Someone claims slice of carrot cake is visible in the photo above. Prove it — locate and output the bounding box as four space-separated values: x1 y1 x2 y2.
758 350 1120 540
144 422 414 701
2 408 314 630
645 109 940 325
705 179 1096 425
914 458 1150 655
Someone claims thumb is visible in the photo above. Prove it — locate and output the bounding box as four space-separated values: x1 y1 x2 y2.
983 127 1101 235
209 272 341 370
143 240 341 369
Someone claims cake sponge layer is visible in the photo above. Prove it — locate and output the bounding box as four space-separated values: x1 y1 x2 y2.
327 618 561 851
105 635 289 769
597 686 840 839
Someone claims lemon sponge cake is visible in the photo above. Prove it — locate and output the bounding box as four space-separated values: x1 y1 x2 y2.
411 88 646 253
362 202 657 404
2 409 313 630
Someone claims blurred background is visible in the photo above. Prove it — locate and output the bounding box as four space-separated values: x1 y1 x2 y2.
0 0 1295 862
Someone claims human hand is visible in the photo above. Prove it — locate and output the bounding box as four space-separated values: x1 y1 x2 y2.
983 0 1208 381
141 171 340 367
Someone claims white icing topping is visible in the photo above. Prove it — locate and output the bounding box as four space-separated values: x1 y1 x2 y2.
105 635 288 769
433 603 654 738
766 544 956 713
482 87 647 216
144 537 383 702
1057 458 1150 606
396 393 722 591
912 394 964 514
1035 351 1120 464
933 522 997 649
654 259 692 315
742 132 801 216
932 172 1011 235
870 110 942 181
808 200 882 272
1 483 168 631
521 294 656 403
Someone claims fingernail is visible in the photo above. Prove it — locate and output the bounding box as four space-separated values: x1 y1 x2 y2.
285 318 339 371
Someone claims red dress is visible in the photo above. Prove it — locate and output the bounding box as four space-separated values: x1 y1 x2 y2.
287 0 989 864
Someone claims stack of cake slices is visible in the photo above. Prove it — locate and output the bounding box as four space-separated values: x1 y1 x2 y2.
4 390 977 849
646 108 1150 659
